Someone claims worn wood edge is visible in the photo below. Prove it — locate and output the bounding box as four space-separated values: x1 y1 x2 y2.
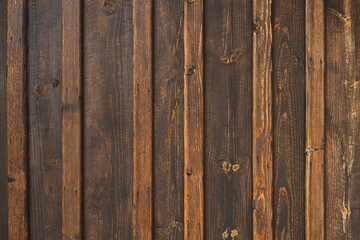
184 0 204 239
252 0 273 239
7 0 29 239
133 0 153 239
61 0 82 239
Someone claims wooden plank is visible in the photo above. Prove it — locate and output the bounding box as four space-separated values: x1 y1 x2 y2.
325 0 360 238
0 0 8 238
204 0 253 239
252 0 273 238
133 0 153 239
153 0 184 238
28 0 63 238
184 0 204 239
83 0 134 238
305 0 325 239
272 0 306 239
7 0 28 239
61 0 82 239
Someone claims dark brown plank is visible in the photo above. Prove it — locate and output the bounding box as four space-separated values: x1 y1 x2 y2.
0 0 8 238
61 0 82 239
204 0 253 239
83 0 134 239
28 0 63 238
153 0 184 239
7 0 28 239
272 0 306 239
133 0 153 239
184 0 204 239
305 0 325 239
252 0 273 238
325 0 360 238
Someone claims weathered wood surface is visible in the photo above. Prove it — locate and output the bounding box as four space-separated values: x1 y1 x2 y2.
252 0 273 238
273 0 306 239
305 0 325 239
153 0 184 239
204 0 253 239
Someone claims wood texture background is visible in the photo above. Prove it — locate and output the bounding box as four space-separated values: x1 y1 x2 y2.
1 0 360 239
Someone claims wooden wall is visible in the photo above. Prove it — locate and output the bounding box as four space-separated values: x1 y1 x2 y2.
1 0 360 239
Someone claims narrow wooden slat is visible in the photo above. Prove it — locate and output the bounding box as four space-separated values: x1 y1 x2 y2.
133 0 153 239
184 0 204 239
83 0 134 238
252 0 273 238
325 0 360 238
62 0 82 239
153 0 184 238
305 0 325 239
28 0 63 238
0 0 8 238
204 0 253 239
273 0 306 239
7 0 28 239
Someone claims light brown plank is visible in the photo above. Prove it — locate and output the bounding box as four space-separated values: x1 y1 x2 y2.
252 0 273 238
7 0 28 239
62 0 82 239
184 0 204 239
133 0 153 239
305 0 325 239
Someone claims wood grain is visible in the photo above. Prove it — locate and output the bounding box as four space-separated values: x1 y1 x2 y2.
272 0 306 239
61 0 82 239
184 0 204 239
153 0 184 239
325 0 360 238
133 0 153 239
0 0 8 238
28 0 63 238
305 0 325 239
83 0 134 239
7 0 28 239
252 0 273 238
204 0 253 239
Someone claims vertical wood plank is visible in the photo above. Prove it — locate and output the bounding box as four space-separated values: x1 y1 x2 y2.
252 0 273 238
184 0 204 239
305 0 325 239
28 0 63 238
83 0 134 238
133 0 153 239
153 0 184 238
0 0 8 238
7 0 28 239
62 0 82 239
204 0 253 239
325 0 360 238
272 0 306 239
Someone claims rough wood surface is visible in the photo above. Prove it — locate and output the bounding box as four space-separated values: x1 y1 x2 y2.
83 0 134 239
273 0 306 239
325 0 360 238
153 0 184 239
7 0 28 239
252 0 273 239
204 0 253 239
28 0 63 238
61 0 82 239
305 0 325 239
184 0 204 239
133 0 153 239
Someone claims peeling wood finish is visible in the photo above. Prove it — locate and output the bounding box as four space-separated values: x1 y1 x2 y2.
252 0 273 238
7 0 28 239
133 0 153 239
305 0 325 239
184 0 204 239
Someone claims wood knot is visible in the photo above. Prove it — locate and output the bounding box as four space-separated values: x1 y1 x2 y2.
35 86 42 99
103 0 116 15
52 79 60 88
185 66 196 75
186 169 192 176
8 176 16 186
252 22 260 33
